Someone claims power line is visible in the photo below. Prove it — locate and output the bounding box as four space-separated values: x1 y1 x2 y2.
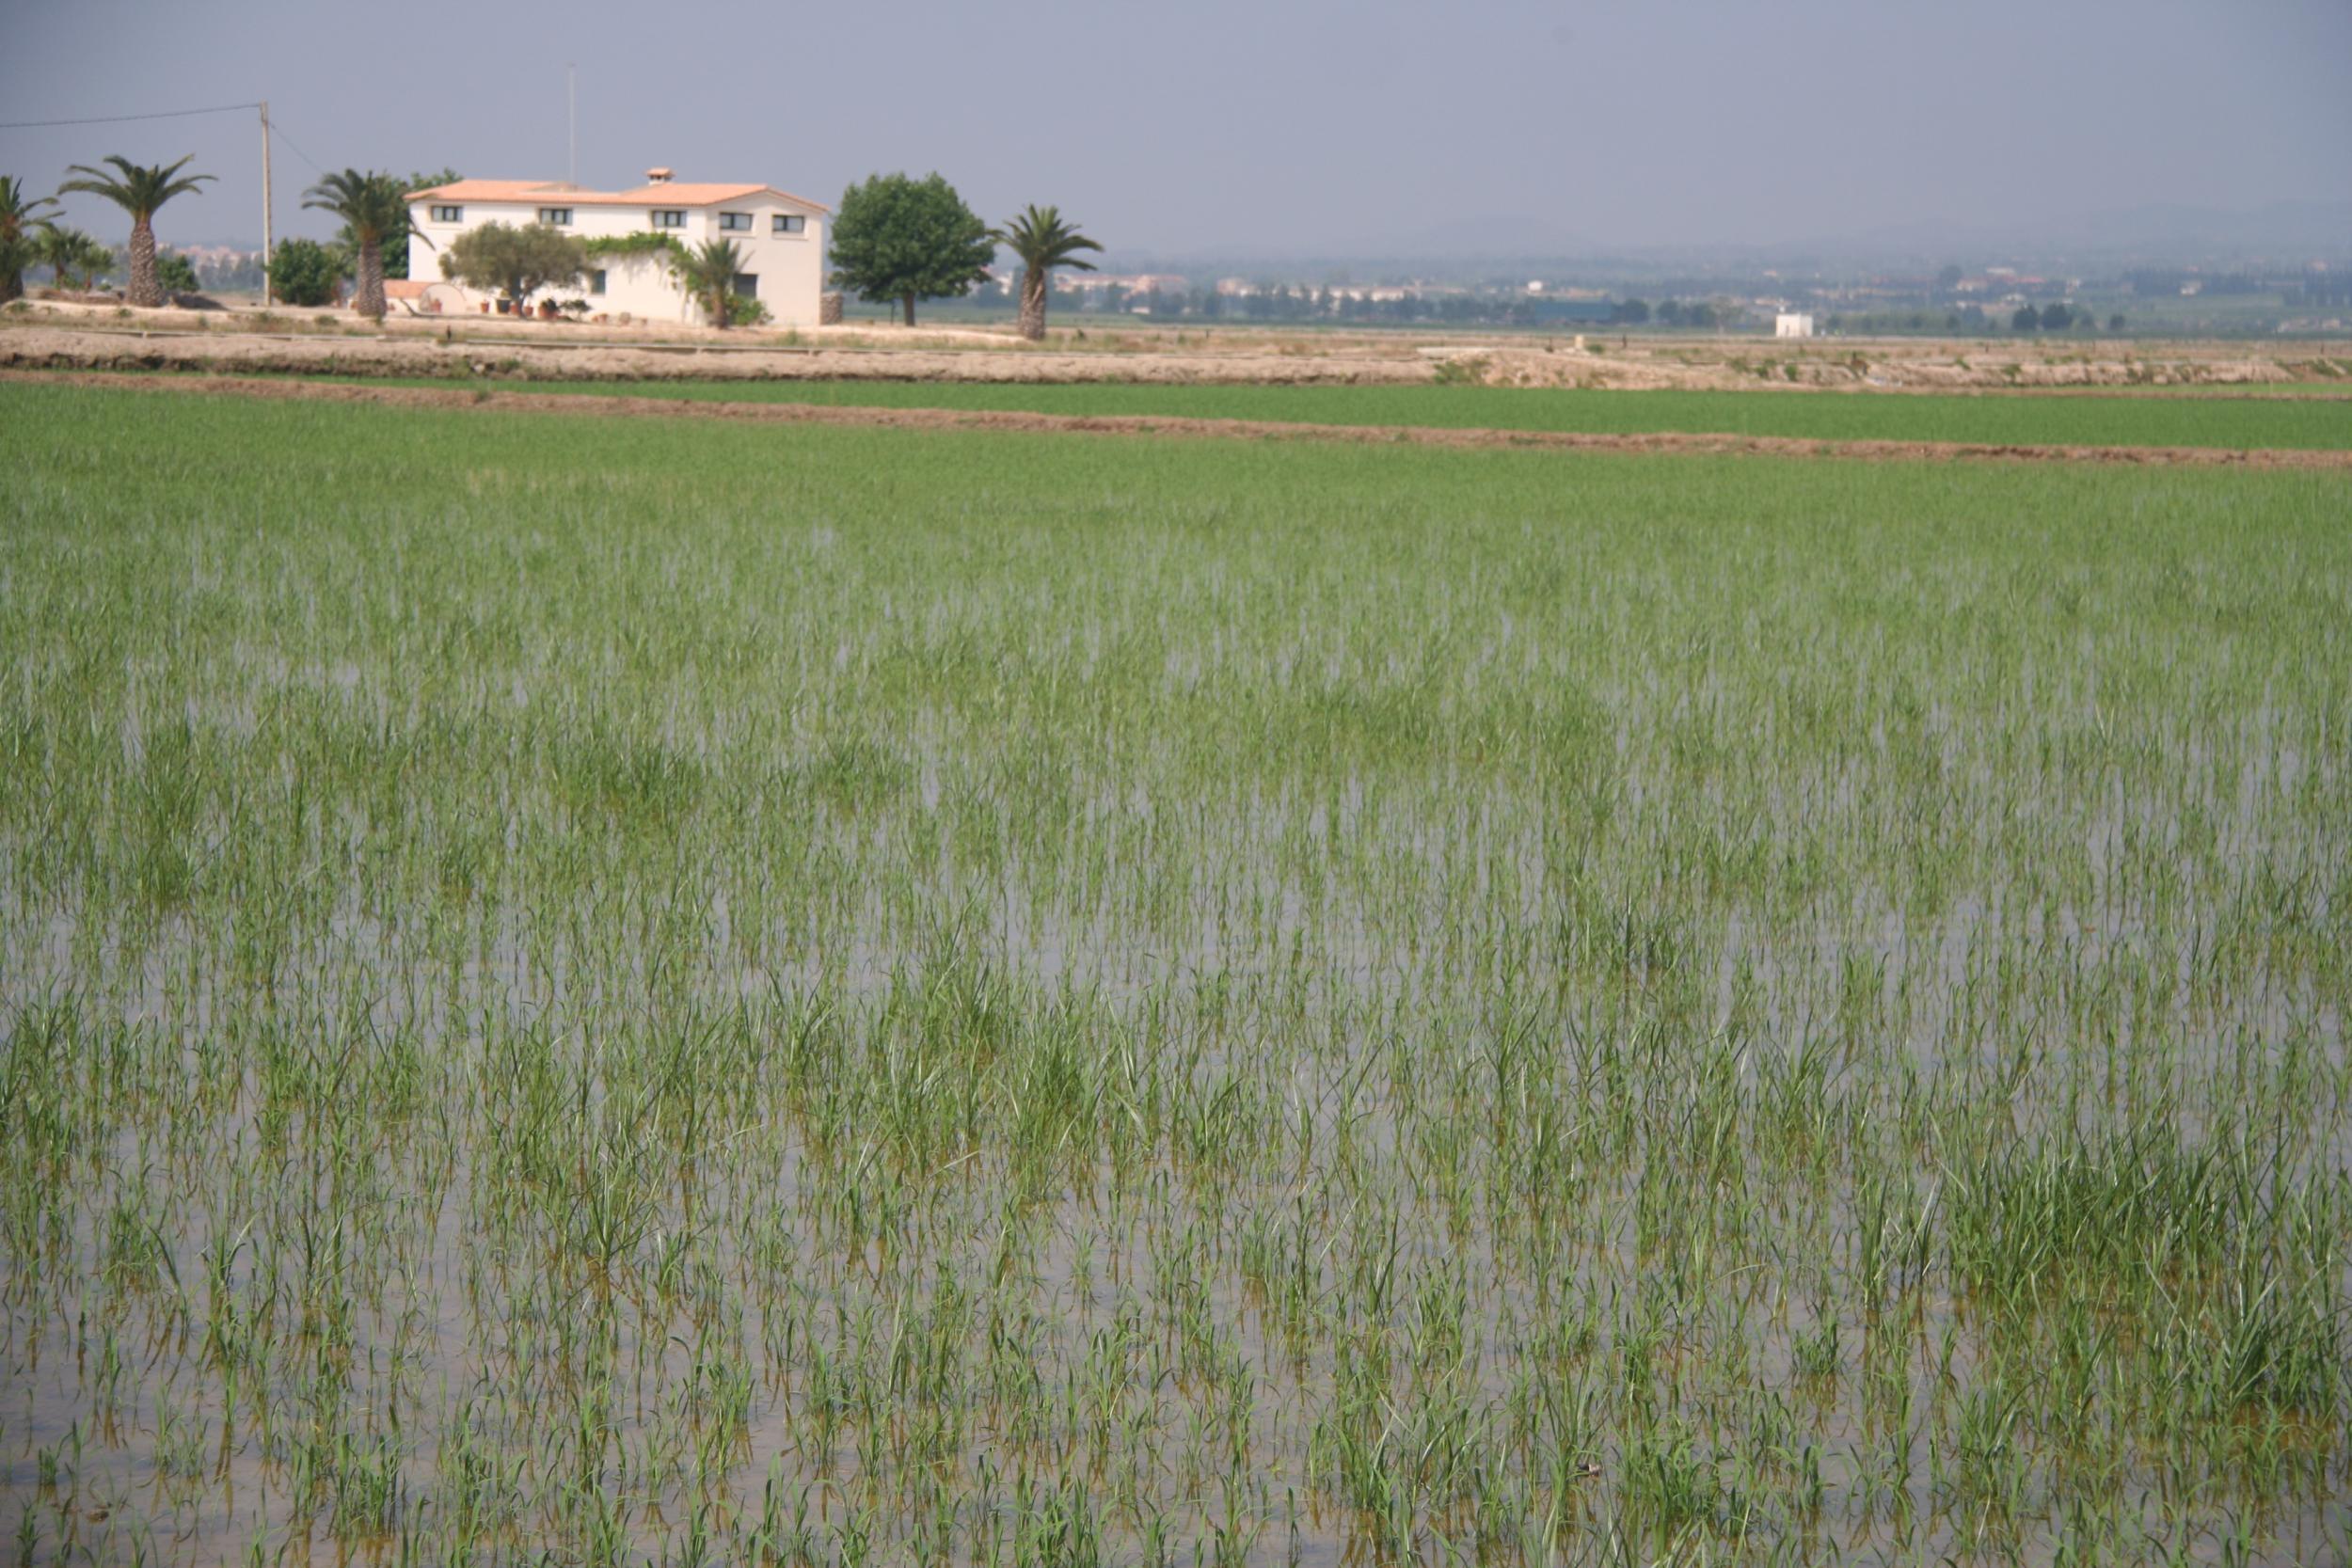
0 102 263 132
271 122 326 176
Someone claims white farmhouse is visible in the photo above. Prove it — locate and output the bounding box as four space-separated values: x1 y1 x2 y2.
406 168 830 325
1774 312 1816 339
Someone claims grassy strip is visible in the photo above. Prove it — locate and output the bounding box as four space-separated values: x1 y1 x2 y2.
397 374 2352 451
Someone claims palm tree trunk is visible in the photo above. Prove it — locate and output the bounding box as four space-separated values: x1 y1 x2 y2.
1019 273 1047 341
358 238 386 322
126 217 159 308
902 293 916 328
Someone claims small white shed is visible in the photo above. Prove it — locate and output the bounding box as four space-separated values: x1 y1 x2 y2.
1774 312 1816 339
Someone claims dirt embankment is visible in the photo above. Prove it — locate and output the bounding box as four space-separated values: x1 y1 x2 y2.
1450 345 2340 393
13 368 2351 471
5 308 2344 395
0 324 1429 387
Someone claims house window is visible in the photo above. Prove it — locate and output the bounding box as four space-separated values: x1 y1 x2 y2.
772 214 804 235
718 212 752 231
731 273 758 298
430 204 463 223
588 269 607 295
650 209 687 230
537 207 573 226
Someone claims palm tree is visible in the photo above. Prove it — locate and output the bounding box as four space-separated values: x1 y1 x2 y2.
57 154 214 308
673 238 744 329
35 225 112 292
1 176 61 305
303 169 423 322
987 205 1102 341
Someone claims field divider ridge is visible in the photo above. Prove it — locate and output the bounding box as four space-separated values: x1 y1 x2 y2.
8 367 2352 469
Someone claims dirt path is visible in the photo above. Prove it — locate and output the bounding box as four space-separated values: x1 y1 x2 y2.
11 368 2352 470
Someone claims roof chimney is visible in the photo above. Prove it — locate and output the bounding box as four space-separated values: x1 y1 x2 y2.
645 166 673 184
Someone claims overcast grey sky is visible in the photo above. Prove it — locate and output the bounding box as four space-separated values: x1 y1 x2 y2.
5 0 2347 259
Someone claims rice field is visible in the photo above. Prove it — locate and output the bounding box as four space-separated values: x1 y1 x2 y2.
2 382 2348 1567
357 376 2352 452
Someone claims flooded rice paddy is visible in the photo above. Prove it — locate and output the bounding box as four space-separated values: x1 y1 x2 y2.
1 384 2348 1566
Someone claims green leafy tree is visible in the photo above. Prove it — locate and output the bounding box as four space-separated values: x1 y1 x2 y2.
2039 301 2074 331
672 237 746 329
1 175 61 304
384 169 460 279
57 154 215 307
36 225 112 291
2106 312 2126 333
1614 297 1650 325
987 205 1102 341
2010 304 2041 331
305 169 426 321
829 171 993 326
155 251 199 295
268 237 347 307
441 221 586 310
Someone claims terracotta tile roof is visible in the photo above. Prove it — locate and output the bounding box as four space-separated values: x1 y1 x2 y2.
408 178 829 213
593 182 771 207
383 280 430 298
407 180 568 202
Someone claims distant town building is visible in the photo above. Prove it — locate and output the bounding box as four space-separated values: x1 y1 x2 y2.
1056 273 1189 296
1775 312 1817 339
405 168 830 325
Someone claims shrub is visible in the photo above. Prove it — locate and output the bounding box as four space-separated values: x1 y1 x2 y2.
268 238 345 307
156 252 199 295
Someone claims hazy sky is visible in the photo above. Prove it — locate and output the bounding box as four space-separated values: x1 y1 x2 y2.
6 0 2347 259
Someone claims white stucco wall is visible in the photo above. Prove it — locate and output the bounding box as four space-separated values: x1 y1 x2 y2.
408 188 828 326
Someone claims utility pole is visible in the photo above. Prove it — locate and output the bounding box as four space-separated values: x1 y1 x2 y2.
260 100 274 304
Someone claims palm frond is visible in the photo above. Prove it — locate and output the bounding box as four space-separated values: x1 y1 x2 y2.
990 205 1104 275
303 169 420 245
59 153 215 219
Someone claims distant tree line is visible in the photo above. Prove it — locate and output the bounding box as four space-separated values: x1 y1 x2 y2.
1811 304 2125 335
1025 287 1736 329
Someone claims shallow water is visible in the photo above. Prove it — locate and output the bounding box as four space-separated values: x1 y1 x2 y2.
3 387 2348 1566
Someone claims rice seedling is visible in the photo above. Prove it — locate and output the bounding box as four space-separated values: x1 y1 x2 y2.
0 381 2346 1564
